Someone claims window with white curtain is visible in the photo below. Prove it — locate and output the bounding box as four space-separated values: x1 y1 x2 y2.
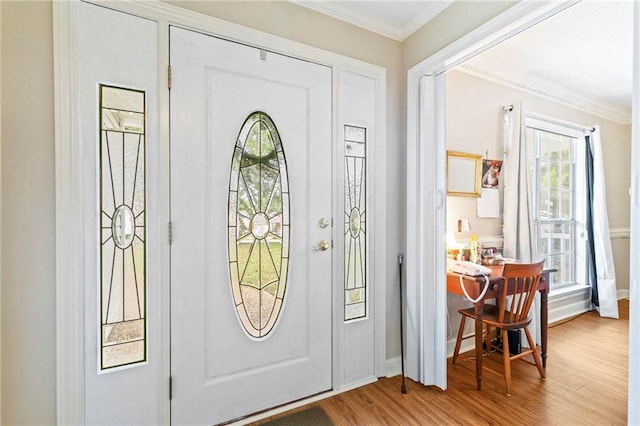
526 117 586 291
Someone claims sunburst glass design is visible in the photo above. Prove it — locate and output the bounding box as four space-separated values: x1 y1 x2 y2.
344 125 367 321
99 85 146 370
228 112 290 338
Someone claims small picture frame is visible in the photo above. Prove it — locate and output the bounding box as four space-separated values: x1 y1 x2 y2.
481 159 503 188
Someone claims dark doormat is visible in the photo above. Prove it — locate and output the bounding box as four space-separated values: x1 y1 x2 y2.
259 406 334 426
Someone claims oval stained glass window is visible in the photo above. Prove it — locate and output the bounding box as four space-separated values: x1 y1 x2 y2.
228 112 290 338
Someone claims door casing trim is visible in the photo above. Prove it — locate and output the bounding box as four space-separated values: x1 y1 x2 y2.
54 1 387 423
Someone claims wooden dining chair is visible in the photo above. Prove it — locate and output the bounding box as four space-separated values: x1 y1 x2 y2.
452 260 546 395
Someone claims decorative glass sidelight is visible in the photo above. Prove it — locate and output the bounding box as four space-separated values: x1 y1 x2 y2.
228 112 290 338
99 85 146 370
344 125 367 321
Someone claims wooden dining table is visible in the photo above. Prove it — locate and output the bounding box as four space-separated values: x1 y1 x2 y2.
446 264 552 390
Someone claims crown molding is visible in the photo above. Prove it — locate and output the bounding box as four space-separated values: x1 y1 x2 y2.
400 2 453 41
291 0 453 42
457 61 632 125
292 0 401 40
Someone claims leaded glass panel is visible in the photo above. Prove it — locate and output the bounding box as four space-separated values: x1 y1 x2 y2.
344 125 367 321
228 112 289 338
99 85 146 370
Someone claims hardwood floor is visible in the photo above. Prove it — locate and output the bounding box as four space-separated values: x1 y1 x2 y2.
253 300 629 425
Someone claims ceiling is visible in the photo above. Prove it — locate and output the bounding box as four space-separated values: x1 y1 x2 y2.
294 0 633 124
461 1 633 123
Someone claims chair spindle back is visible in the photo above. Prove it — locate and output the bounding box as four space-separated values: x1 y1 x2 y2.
498 260 545 326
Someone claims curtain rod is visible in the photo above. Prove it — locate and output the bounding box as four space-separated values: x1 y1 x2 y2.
527 111 594 134
503 105 513 112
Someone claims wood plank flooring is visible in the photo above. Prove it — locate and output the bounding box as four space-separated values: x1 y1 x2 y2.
253 300 629 425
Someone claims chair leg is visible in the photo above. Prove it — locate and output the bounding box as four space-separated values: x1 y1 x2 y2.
501 328 512 396
452 315 466 364
524 327 545 378
485 324 492 352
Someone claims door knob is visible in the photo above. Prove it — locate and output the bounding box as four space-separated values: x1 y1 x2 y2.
318 217 330 228
313 240 330 251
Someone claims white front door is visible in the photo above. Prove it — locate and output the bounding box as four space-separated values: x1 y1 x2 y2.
170 27 333 425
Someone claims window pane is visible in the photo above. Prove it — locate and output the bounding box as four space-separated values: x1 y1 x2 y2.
99 85 146 370
344 125 367 321
527 125 577 290
228 112 289 338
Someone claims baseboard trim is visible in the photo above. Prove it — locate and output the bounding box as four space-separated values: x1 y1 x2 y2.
549 303 591 325
548 291 591 324
618 289 630 300
385 356 401 377
446 334 475 358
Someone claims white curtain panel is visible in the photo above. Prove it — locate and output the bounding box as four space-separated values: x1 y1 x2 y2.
503 102 536 262
589 127 619 319
502 102 541 346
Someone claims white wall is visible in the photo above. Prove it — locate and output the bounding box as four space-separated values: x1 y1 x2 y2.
444 69 631 343
1 1 57 424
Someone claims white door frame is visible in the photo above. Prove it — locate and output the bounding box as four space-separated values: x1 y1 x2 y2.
54 1 387 424
404 1 584 388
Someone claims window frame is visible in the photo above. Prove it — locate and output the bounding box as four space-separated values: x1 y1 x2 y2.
526 116 587 293
343 124 369 322
98 84 148 372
